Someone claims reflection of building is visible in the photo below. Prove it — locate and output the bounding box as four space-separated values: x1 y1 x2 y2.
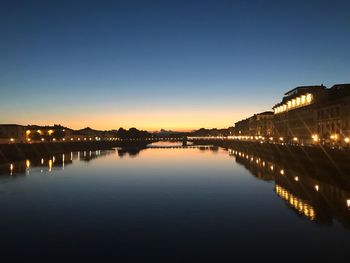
0 124 26 143
229 145 350 227
0 150 114 176
275 184 316 221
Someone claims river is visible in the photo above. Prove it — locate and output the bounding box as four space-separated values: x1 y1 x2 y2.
0 141 349 261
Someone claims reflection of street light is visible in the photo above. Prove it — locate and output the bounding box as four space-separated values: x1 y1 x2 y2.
293 137 298 142
345 137 349 143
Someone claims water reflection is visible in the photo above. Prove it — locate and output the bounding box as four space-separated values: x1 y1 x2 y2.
0 150 115 176
0 145 218 176
229 148 350 227
1 145 350 228
0 144 349 260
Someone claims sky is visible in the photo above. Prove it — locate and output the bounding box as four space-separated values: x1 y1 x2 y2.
1 0 350 131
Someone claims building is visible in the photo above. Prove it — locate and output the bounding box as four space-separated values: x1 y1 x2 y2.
234 118 250 136
234 83 350 146
0 124 26 143
249 111 274 137
272 85 327 144
316 84 350 145
25 125 68 142
234 112 273 138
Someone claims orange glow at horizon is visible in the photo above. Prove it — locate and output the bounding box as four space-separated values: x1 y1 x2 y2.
6 108 260 131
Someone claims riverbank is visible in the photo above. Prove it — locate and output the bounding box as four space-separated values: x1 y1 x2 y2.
191 139 350 176
0 140 152 163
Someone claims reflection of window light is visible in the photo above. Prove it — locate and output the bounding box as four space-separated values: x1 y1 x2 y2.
292 99 296 107
296 97 301 106
287 101 292 108
301 95 306 104
347 199 350 208
315 185 319 191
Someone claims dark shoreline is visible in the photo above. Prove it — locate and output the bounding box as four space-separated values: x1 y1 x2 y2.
192 139 350 180
0 141 151 163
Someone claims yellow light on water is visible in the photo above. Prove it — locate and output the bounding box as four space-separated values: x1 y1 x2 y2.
49 160 53 172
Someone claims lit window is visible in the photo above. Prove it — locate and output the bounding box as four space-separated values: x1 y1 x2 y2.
306 94 312 103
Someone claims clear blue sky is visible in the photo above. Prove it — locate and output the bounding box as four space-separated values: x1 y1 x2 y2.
1 0 349 130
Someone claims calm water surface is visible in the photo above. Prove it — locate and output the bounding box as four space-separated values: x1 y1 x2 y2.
1 142 349 261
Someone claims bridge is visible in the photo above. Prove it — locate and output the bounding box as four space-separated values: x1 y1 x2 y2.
146 145 213 149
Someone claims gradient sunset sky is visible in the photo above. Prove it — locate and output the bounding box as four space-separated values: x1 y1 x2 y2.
1 0 350 131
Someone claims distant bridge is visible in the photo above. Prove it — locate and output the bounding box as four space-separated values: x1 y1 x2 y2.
146 145 213 149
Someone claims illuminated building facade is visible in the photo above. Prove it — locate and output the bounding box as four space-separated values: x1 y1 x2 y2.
272 85 327 144
249 111 274 137
234 111 273 138
316 84 350 145
234 83 350 146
